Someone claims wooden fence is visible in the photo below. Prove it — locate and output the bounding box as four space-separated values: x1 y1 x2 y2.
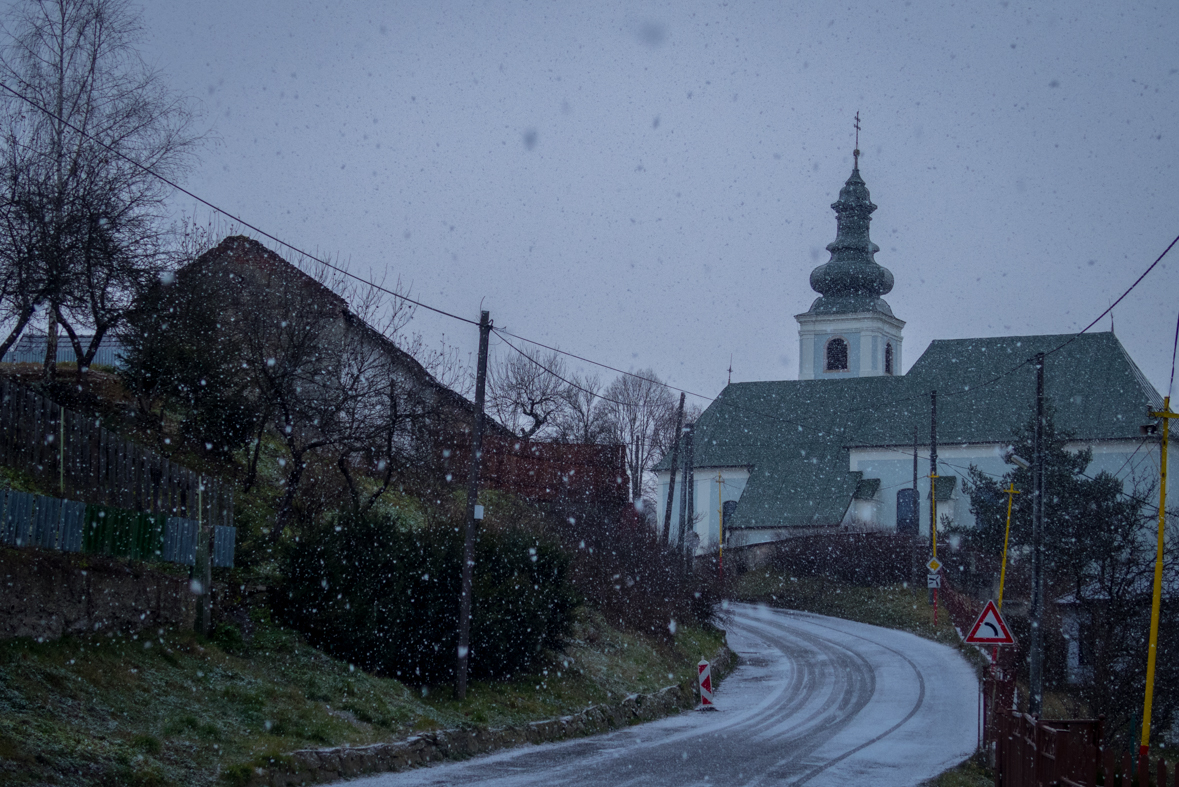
995 710 1179 786
0 378 232 528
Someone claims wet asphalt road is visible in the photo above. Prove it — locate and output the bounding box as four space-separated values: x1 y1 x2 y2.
341 603 979 787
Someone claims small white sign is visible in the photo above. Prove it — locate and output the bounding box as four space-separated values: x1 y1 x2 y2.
927 573 942 588
474 504 485 520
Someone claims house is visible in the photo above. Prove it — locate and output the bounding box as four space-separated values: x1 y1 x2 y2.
175 235 491 467
656 155 1164 556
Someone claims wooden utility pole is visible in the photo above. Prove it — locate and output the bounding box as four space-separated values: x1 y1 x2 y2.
662 393 686 545
1029 353 1045 716
456 310 491 701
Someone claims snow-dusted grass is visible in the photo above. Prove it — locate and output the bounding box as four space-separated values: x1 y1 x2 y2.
731 571 965 648
0 607 722 786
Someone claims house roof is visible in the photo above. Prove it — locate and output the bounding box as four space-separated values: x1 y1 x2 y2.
661 332 1161 532
177 235 508 437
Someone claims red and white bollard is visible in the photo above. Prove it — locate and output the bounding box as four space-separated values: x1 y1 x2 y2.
698 659 714 708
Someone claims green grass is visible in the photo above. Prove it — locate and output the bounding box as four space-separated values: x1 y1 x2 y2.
0 608 723 786
731 570 965 648
920 753 993 787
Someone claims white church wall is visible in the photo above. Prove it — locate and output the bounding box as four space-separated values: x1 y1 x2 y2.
847 438 1153 533
654 467 749 554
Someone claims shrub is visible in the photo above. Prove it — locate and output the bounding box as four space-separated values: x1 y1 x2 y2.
277 512 577 685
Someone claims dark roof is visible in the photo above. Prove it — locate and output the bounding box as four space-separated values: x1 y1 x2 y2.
663 332 1160 532
929 475 956 501
853 477 881 500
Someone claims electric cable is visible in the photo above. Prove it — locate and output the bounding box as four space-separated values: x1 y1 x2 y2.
5 75 1175 471
0 81 479 327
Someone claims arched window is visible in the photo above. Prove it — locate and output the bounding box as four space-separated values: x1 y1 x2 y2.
825 337 849 372
885 342 894 375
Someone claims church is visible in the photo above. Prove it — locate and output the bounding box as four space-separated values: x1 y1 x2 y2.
656 152 1164 556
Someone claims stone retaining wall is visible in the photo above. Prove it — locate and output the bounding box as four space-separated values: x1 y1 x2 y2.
0 547 194 641
245 645 735 787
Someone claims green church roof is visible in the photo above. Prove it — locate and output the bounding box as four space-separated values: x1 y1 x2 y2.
660 332 1160 532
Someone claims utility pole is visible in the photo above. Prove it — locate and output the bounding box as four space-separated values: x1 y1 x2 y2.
678 422 695 571
1029 353 1045 717
929 391 938 611
912 425 920 587
456 310 491 701
717 470 724 581
1140 396 1174 761
194 477 211 635
662 393 686 545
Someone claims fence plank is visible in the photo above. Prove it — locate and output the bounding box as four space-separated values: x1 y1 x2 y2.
0 378 233 530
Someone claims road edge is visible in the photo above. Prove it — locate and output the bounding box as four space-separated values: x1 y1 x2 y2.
240 644 737 787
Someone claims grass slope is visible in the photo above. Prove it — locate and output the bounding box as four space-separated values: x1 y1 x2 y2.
0 609 723 786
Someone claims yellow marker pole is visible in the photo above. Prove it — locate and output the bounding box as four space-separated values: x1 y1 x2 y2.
1141 397 1173 761
997 484 1020 611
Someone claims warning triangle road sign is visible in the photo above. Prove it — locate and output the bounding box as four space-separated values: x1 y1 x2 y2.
964 600 1015 646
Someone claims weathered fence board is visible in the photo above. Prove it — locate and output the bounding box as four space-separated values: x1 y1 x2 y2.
0 378 232 528
996 710 1177 787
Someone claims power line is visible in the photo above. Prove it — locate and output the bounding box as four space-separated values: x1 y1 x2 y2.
0 80 479 328
1169 310 1179 399
6 75 1175 451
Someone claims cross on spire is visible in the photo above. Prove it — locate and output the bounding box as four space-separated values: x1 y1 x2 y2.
854 111 861 168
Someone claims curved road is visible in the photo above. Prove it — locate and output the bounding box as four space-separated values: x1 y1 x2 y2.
344 603 979 787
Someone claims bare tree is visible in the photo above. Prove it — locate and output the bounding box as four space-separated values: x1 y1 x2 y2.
601 370 677 501
0 0 200 378
122 236 450 538
488 346 570 439
225 251 437 536
554 372 610 444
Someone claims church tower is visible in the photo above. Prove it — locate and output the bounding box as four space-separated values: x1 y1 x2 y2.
796 153 904 380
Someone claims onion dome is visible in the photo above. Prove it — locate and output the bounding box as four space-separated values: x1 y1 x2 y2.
805 159 895 316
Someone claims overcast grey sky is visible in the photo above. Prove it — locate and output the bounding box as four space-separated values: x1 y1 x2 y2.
138 1 1179 403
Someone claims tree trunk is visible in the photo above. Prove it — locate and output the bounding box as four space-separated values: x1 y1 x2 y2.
270 453 306 541
42 309 58 381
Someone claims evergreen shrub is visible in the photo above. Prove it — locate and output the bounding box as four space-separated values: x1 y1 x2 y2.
278 512 577 685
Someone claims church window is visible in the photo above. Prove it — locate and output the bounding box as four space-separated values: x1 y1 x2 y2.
885 342 894 375
825 337 848 372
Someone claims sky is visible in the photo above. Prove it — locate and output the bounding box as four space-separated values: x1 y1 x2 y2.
135 0 1179 405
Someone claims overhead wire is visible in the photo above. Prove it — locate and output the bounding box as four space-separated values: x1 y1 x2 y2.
4 75 1175 475
0 81 479 327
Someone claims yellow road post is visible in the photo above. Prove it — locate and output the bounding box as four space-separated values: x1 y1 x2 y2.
1141 397 1174 760
998 483 1019 610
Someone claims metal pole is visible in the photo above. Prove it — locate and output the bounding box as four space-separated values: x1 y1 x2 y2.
662 393 685 545
456 310 491 701
679 423 695 571
930 392 938 611
913 426 920 587
717 470 724 581
1140 396 1173 760
930 390 938 558
1029 353 1045 717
